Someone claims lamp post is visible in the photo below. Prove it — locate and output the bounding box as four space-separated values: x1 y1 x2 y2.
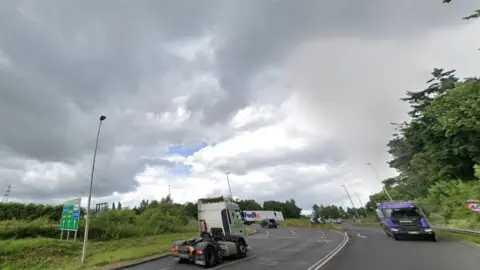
340 199 351 220
365 162 393 201
225 172 233 199
341 184 361 219
356 193 369 217
81 115 106 264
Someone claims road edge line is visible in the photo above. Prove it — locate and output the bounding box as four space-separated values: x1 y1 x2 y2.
306 230 349 270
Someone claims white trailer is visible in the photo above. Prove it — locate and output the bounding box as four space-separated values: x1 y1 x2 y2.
242 210 285 222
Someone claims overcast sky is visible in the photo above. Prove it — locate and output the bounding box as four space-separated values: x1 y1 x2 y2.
0 0 479 212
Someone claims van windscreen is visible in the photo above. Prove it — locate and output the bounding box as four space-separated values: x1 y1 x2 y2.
382 208 422 219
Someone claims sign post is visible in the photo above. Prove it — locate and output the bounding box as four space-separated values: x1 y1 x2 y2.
60 198 81 241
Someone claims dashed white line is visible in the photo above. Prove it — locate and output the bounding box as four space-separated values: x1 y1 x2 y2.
357 233 367 238
269 243 291 251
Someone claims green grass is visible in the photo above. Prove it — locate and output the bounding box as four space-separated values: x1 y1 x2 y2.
0 232 199 270
435 231 480 245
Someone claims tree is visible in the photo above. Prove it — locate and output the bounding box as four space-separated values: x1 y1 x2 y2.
443 0 480 20
263 199 302 219
442 0 480 50
112 202 116 210
235 199 263 211
184 202 198 219
365 69 479 218
117 202 122 210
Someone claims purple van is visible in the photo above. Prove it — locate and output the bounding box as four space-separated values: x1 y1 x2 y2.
376 201 436 241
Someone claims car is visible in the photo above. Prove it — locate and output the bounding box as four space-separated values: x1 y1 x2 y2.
260 219 278 228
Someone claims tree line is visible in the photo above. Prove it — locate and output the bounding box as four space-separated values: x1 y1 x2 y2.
364 69 479 229
362 2 479 229
311 204 366 220
0 196 303 222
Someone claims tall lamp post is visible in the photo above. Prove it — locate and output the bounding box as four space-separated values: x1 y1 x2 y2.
341 184 361 219
225 172 233 199
81 115 106 264
356 193 369 217
365 162 393 201
340 199 351 220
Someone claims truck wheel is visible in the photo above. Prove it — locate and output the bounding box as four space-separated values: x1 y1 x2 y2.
237 240 247 258
205 247 217 267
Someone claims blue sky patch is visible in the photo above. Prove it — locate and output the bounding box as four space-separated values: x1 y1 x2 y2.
165 141 209 157
167 164 193 176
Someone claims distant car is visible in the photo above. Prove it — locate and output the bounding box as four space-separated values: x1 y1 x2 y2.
260 219 278 228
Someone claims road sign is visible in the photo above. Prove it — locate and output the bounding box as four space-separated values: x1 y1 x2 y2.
60 198 81 231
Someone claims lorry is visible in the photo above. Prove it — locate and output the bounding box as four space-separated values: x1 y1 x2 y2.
171 196 250 267
375 201 436 241
242 210 285 223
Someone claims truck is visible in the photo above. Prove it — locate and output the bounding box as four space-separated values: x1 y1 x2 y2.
242 210 285 223
171 196 250 267
375 201 436 241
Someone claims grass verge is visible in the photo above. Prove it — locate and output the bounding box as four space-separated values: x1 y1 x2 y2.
0 232 199 270
435 230 480 245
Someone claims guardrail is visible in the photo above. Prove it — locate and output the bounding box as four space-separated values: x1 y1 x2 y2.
432 226 480 236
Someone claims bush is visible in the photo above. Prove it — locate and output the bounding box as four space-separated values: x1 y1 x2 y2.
0 203 199 241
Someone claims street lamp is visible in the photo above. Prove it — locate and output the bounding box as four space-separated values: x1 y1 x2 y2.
225 172 233 199
341 184 361 219
355 193 369 217
81 115 106 264
365 162 393 201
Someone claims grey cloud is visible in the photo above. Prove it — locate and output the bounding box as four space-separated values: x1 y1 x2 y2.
0 0 477 204
0 147 175 201
214 140 346 175
208 0 478 124
205 165 350 210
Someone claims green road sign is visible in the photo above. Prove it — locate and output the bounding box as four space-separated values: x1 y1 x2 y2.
60 198 81 231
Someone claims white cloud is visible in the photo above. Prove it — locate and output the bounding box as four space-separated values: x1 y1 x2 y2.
2 1 479 213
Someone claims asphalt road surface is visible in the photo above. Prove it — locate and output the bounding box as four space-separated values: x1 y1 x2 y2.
323 223 480 270
124 225 346 270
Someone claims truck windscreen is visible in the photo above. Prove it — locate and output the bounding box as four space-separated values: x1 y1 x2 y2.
382 208 422 219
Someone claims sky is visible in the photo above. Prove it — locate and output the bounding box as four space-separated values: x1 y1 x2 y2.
0 0 479 213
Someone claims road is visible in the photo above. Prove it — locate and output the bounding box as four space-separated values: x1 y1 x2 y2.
323 223 480 270
123 225 346 270
123 223 480 270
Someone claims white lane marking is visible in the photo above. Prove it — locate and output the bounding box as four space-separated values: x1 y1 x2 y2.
258 257 278 266
266 230 270 236
158 268 169 270
316 239 332 243
306 231 349 270
207 255 258 270
269 243 291 251
357 233 367 238
290 230 297 236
